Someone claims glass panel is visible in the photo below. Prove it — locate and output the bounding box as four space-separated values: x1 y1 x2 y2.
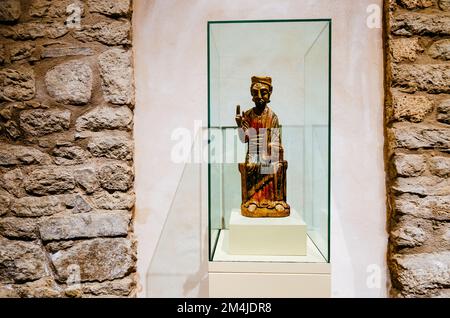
304 24 330 261
147 131 207 296
208 20 331 263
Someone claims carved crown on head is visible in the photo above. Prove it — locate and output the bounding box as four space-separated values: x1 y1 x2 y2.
251 76 272 91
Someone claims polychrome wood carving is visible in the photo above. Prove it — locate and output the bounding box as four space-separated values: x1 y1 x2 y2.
235 76 290 217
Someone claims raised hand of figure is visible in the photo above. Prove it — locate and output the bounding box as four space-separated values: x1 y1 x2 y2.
235 105 249 130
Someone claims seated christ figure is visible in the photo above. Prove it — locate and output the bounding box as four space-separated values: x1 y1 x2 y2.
235 76 290 217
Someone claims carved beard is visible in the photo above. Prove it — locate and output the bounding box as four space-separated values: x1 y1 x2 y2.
253 97 270 106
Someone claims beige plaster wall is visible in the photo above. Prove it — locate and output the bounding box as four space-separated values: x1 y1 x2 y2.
133 0 386 297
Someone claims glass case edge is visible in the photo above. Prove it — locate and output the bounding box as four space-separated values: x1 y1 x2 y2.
207 18 332 24
207 22 212 261
206 18 333 264
327 19 332 264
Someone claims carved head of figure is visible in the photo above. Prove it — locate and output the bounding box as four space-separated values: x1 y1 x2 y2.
250 76 272 107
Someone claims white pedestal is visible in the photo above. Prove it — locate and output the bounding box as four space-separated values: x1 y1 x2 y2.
209 260 331 298
209 230 331 298
228 208 307 256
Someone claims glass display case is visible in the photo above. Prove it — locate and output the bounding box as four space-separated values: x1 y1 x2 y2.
208 19 331 264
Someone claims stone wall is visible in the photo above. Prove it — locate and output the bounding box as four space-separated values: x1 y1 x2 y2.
0 0 136 297
384 0 450 297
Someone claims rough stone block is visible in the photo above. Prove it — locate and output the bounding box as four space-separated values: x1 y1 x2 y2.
92 191 135 210
98 48 134 105
392 91 433 123
390 216 430 247
439 0 450 10
437 99 450 124
391 252 450 294
24 167 76 195
393 176 450 196
15 277 62 298
39 211 130 241
0 0 21 22
0 277 62 298
73 20 131 46
391 12 450 36
45 240 76 253
98 162 133 191
1 168 25 197
0 104 13 120
29 0 84 18
88 0 131 17
53 144 91 165
0 285 19 297
74 167 98 194
4 120 21 139
20 108 71 137
391 37 423 62
51 238 135 283
0 238 47 283
428 39 450 60
0 44 5 65
45 60 93 105
0 217 38 239
0 144 52 166
390 122 450 150
0 22 68 40
393 153 426 176
24 100 43 109
437 223 450 248
87 132 133 160
429 155 450 177
42 47 94 58
76 105 132 132
11 195 66 217
0 189 11 216
392 64 450 93
82 276 134 296
10 42 36 62
66 194 92 213
0 67 35 101
397 0 434 9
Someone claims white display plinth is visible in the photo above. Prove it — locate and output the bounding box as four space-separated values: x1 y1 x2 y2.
209 230 330 298
228 208 307 256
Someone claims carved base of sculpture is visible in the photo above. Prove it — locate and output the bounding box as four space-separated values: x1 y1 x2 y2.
241 200 290 217
239 161 290 218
